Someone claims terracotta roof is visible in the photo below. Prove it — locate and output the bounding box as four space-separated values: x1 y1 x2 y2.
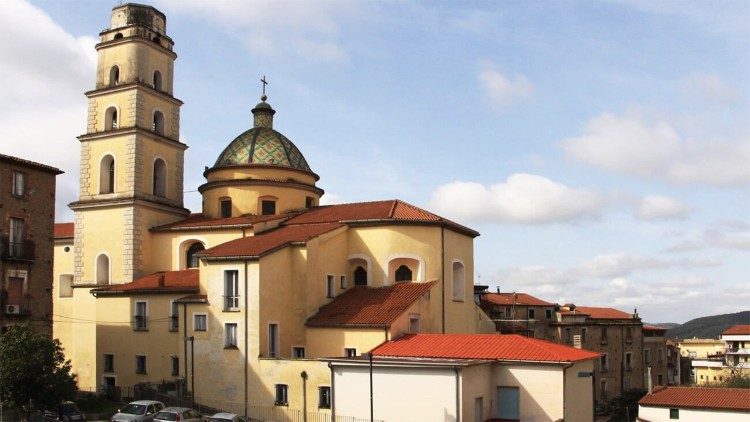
572 306 634 320
644 325 668 332
723 325 750 336
0 153 63 174
284 200 479 237
175 294 208 304
54 223 74 238
199 223 344 259
482 292 555 307
92 269 199 295
372 333 601 363
639 386 750 411
151 213 291 231
306 282 436 328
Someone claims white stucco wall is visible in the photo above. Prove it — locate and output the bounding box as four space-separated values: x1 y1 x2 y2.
493 363 564 422
638 405 750 422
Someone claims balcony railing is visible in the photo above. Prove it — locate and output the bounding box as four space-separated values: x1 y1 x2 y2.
224 295 240 311
0 237 35 261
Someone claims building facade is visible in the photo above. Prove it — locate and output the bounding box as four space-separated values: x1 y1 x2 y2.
477 289 556 338
0 154 62 335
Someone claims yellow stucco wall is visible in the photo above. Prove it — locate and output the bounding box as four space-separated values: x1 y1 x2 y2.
306 328 387 358
494 363 565 421
201 182 319 218
678 340 725 358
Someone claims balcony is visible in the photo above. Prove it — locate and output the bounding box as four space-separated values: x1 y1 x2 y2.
0 238 35 261
223 295 240 311
726 348 750 355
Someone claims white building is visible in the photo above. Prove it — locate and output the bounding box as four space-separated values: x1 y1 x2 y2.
327 333 600 422
638 386 750 422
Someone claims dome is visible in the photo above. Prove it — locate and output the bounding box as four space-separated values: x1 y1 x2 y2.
213 126 312 172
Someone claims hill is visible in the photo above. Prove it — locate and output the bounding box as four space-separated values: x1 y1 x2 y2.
666 311 750 339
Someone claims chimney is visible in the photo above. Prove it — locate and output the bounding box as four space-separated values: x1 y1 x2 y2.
496 286 500 294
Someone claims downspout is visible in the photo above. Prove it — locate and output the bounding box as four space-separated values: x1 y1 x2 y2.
562 362 574 421
244 259 249 418
454 366 461 422
441 227 445 333
621 325 625 393
182 303 188 403
328 362 336 420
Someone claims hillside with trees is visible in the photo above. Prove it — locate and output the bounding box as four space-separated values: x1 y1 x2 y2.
664 311 750 339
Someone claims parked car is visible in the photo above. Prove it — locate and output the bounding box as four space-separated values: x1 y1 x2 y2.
111 400 165 422
207 413 246 422
43 401 86 421
152 407 202 422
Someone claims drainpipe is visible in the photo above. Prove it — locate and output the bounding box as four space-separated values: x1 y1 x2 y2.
368 352 374 422
182 303 188 404
454 366 461 422
328 362 336 420
562 362 574 421
441 227 445 333
244 259 249 418
301 371 308 422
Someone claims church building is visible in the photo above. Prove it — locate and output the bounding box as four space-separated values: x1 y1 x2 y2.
53 3 496 416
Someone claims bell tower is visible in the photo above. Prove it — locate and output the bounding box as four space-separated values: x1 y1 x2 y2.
70 3 189 285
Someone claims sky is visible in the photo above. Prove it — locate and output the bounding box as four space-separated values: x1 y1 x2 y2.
0 0 748 324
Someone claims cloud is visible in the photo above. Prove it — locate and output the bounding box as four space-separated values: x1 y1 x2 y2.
680 73 744 107
319 193 343 205
429 173 603 225
570 253 670 278
159 0 364 62
479 62 533 109
0 0 97 221
560 113 750 186
635 195 691 220
667 220 750 252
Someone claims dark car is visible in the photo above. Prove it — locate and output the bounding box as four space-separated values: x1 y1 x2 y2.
44 401 86 421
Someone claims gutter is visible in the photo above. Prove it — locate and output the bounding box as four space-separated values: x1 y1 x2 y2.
562 361 574 421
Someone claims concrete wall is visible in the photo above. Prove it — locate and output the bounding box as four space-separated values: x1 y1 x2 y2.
638 405 749 422
493 363 565 421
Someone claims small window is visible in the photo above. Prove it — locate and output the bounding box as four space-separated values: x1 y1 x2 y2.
326 275 334 299
306 196 315 208
58 275 73 298
186 242 205 269
600 354 608 372
11 172 25 196
545 309 552 319
152 110 164 135
169 302 179 332
109 65 119 86
96 254 110 284
275 384 288 406
134 301 147 330
528 309 535 319
601 327 608 344
293 347 306 358
669 408 679 419
452 261 465 301
103 354 114 372
565 328 571 343
354 266 367 286
345 348 357 357
625 352 632 370
153 70 162 91
105 107 118 130
261 199 276 216
152 158 166 197
269 323 279 357
225 323 238 348
600 380 607 400
318 386 331 409
581 327 587 341
113 33 123 40
99 155 115 194
645 349 651 366
171 356 179 376
135 355 147 374
220 199 232 218
340 275 346 289
224 270 239 310
505 307 512 318
409 315 420 333
194 314 207 331
395 265 412 282
658 374 663 385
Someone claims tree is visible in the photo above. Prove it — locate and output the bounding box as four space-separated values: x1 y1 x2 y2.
606 388 648 421
0 324 77 415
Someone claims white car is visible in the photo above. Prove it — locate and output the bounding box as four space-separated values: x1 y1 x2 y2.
208 413 247 422
111 400 165 422
152 407 202 422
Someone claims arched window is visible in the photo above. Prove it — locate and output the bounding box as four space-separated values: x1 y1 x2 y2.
354 266 367 286
113 33 123 40
452 261 465 301
96 254 110 285
153 158 166 197
186 242 205 269
99 155 115 194
395 265 412 283
152 35 160 44
153 70 162 91
109 66 119 86
152 110 164 135
105 107 118 130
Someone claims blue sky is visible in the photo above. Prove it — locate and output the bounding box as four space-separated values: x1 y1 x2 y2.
1 0 748 323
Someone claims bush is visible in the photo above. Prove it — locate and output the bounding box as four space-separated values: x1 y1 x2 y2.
605 388 648 421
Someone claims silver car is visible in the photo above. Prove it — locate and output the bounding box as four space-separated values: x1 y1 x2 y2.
208 413 247 422
111 400 165 422
152 407 202 422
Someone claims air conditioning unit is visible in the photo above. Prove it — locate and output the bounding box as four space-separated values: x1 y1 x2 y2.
5 305 20 314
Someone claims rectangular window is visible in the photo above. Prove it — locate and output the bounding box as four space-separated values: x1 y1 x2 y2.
275 384 288 406
626 326 633 343
220 199 232 218
345 347 357 357
224 270 239 310
194 314 207 331
340 275 346 289
657 348 664 364
581 327 587 341
600 380 607 400
645 349 651 366
12 172 25 197
565 328 572 343
171 356 179 376
545 309 552 319
528 309 535 319
326 275 334 298
601 327 608 344
134 301 148 330
669 408 679 419
261 200 276 216
9 218 24 258
626 352 632 371
135 355 146 374
169 302 179 332
58 274 74 298
409 315 421 333
306 196 314 208
292 347 306 358
103 354 114 373
318 386 331 409
269 323 279 357
658 374 663 385
600 354 608 372
505 307 511 318
225 323 238 348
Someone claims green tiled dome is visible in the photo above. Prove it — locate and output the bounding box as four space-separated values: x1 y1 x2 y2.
213 126 312 172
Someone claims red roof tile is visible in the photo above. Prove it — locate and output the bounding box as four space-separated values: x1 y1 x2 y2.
200 223 344 259
639 386 750 411
93 269 199 295
284 200 479 237
372 333 601 363
306 282 436 328
0 153 63 174
482 292 555 307
723 325 750 336
643 325 668 332
151 213 290 231
54 223 74 238
573 306 634 320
